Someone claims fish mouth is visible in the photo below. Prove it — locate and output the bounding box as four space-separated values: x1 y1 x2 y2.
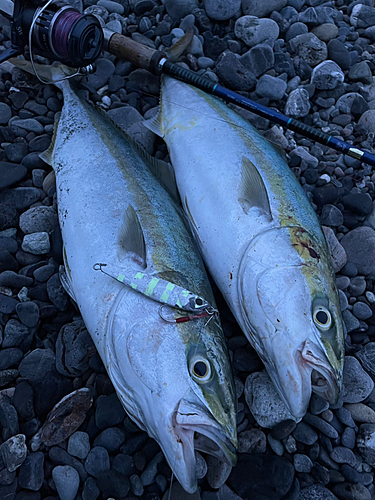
169 398 237 493
301 339 341 405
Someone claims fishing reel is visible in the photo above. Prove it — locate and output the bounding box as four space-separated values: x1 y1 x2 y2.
0 0 103 67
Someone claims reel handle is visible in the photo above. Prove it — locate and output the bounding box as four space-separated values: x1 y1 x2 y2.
103 28 165 75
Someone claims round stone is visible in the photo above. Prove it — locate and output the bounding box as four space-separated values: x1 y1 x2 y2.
234 16 279 47
21 232 50 255
204 0 241 20
0 103 12 125
19 206 58 235
68 432 91 460
52 465 80 500
311 60 344 90
341 356 374 404
341 227 375 276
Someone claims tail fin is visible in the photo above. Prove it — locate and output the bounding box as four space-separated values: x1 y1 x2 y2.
7 58 76 89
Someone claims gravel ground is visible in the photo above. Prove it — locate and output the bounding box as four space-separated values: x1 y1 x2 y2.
2 0 375 499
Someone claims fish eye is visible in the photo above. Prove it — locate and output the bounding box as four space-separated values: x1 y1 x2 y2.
313 306 332 330
189 356 212 383
195 298 204 307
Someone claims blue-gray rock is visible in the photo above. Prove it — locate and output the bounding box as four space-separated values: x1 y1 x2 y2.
18 452 44 491
19 348 55 383
215 51 256 91
245 371 294 428
288 33 327 66
47 273 68 311
330 446 357 467
11 119 44 135
0 434 27 472
85 447 110 478
206 455 232 489
52 465 80 500
0 295 17 314
97 469 131 498
349 276 366 297
130 474 143 496
293 453 313 473
336 407 355 428
256 75 287 100
28 135 51 153
310 394 329 415
359 110 375 134
0 187 41 210
345 403 375 424
93 427 126 453
341 427 356 449
267 434 284 456
0 103 11 125
350 3 375 28
4 143 29 163
342 356 374 403
0 203 18 231
342 310 360 333
234 16 279 47
204 0 240 20
286 22 308 42
293 421 318 445
19 206 58 235
33 264 55 282
320 204 343 227
16 302 40 328
271 419 296 440
332 483 371 500
140 451 163 486
56 320 94 377
112 453 134 476
163 0 199 21
348 61 373 85
242 0 287 17
240 44 275 78
0 348 23 371
353 302 372 320
21 232 50 255
285 88 310 118
238 429 266 453
0 401 19 440
197 57 215 70
95 393 126 430
357 423 375 466
68 432 91 460
311 23 338 42
2 319 30 348
303 413 338 438
82 477 100 500
12 381 34 420
49 446 88 482
105 19 122 33
97 0 124 13
311 60 344 90
0 271 33 288
0 162 27 190
341 227 375 276
300 484 339 499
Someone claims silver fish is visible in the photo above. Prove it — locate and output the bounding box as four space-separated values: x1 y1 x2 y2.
145 76 345 422
9 60 237 492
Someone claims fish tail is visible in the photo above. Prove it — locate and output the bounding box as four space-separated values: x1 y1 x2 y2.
7 58 75 89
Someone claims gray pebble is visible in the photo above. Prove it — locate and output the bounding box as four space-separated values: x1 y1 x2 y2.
341 356 374 404
299 484 339 499
341 227 375 276
130 474 144 496
2 319 30 348
68 432 91 460
0 270 33 288
303 413 339 438
330 446 357 467
84 447 110 478
242 0 287 17
18 452 44 491
336 407 355 428
293 453 313 473
285 88 311 118
256 75 287 100
353 302 373 320
238 429 266 453
12 119 44 135
206 455 232 489
204 0 241 21
105 19 122 33
349 276 366 297
288 32 327 66
332 482 371 500
267 434 284 456
19 206 58 234
33 264 55 282
311 60 344 90
234 16 279 47
320 204 343 226
345 403 375 424
339 290 349 311
140 451 163 486
22 232 50 255
97 0 124 14
0 434 27 472
342 427 356 449
52 465 80 500
0 103 11 125
342 310 360 333
283 434 297 453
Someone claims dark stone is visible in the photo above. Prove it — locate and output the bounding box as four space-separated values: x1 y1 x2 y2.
293 421 318 445
49 446 88 482
112 454 134 477
303 413 338 438
0 295 17 314
15 302 40 328
2 319 30 348
313 184 341 207
227 454 294 500
9 92 29 109
304 168 318 184
0 348 23 371
349 61 373 84
0 188 41 210
0 162 27 189
82 477 100 500
46 274 68 311
0 402 19 439
0 204 18 230
341 194 373 216
12 381 34 420
299 484 338 499
215 51 256 91
18 349 55 383
233 345 264 372
241 44 275 78
332 483 371 500
271 419 297 440
0 250 18 272
56 320 95 377
120 433 148 455
274 51 296 77
97 470 130 497
93 427 126 453
0 479 18 500
328 39 351 70
18 453 44 491
85 447 110 478
4 143 29 164
95 393 126 430
28 135 51 153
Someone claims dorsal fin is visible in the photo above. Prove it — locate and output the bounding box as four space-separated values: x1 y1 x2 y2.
239 156 272 220
119 205 147 268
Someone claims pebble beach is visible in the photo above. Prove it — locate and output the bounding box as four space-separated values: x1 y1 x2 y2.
2 0 375 499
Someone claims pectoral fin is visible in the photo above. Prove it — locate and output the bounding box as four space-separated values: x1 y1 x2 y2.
239 156 272 220
143 111 164 138
119 205 147 268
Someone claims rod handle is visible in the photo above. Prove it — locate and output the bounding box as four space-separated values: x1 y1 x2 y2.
105 30 165 74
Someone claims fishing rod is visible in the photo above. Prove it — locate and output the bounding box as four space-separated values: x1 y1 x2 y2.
0 0 374 167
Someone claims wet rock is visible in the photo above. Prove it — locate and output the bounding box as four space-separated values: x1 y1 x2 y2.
288 33 327 66
234 16 279 47
245 371 294 428
32 389 93 448
242 0 287 17
56 320 95 377
21 232 50 255
18 452 44 491
68 431 91 460
311 60 344 90
341 356 374 403
19 206 58 235
52 465 80 500
284 88 310 118
345 403 375 424
206 455 232 489
85 447 110 478
216 51 256 91
204 0 240 20
341 227 375 276
0 162 27 190
0 434 27 472
322 226 347 272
